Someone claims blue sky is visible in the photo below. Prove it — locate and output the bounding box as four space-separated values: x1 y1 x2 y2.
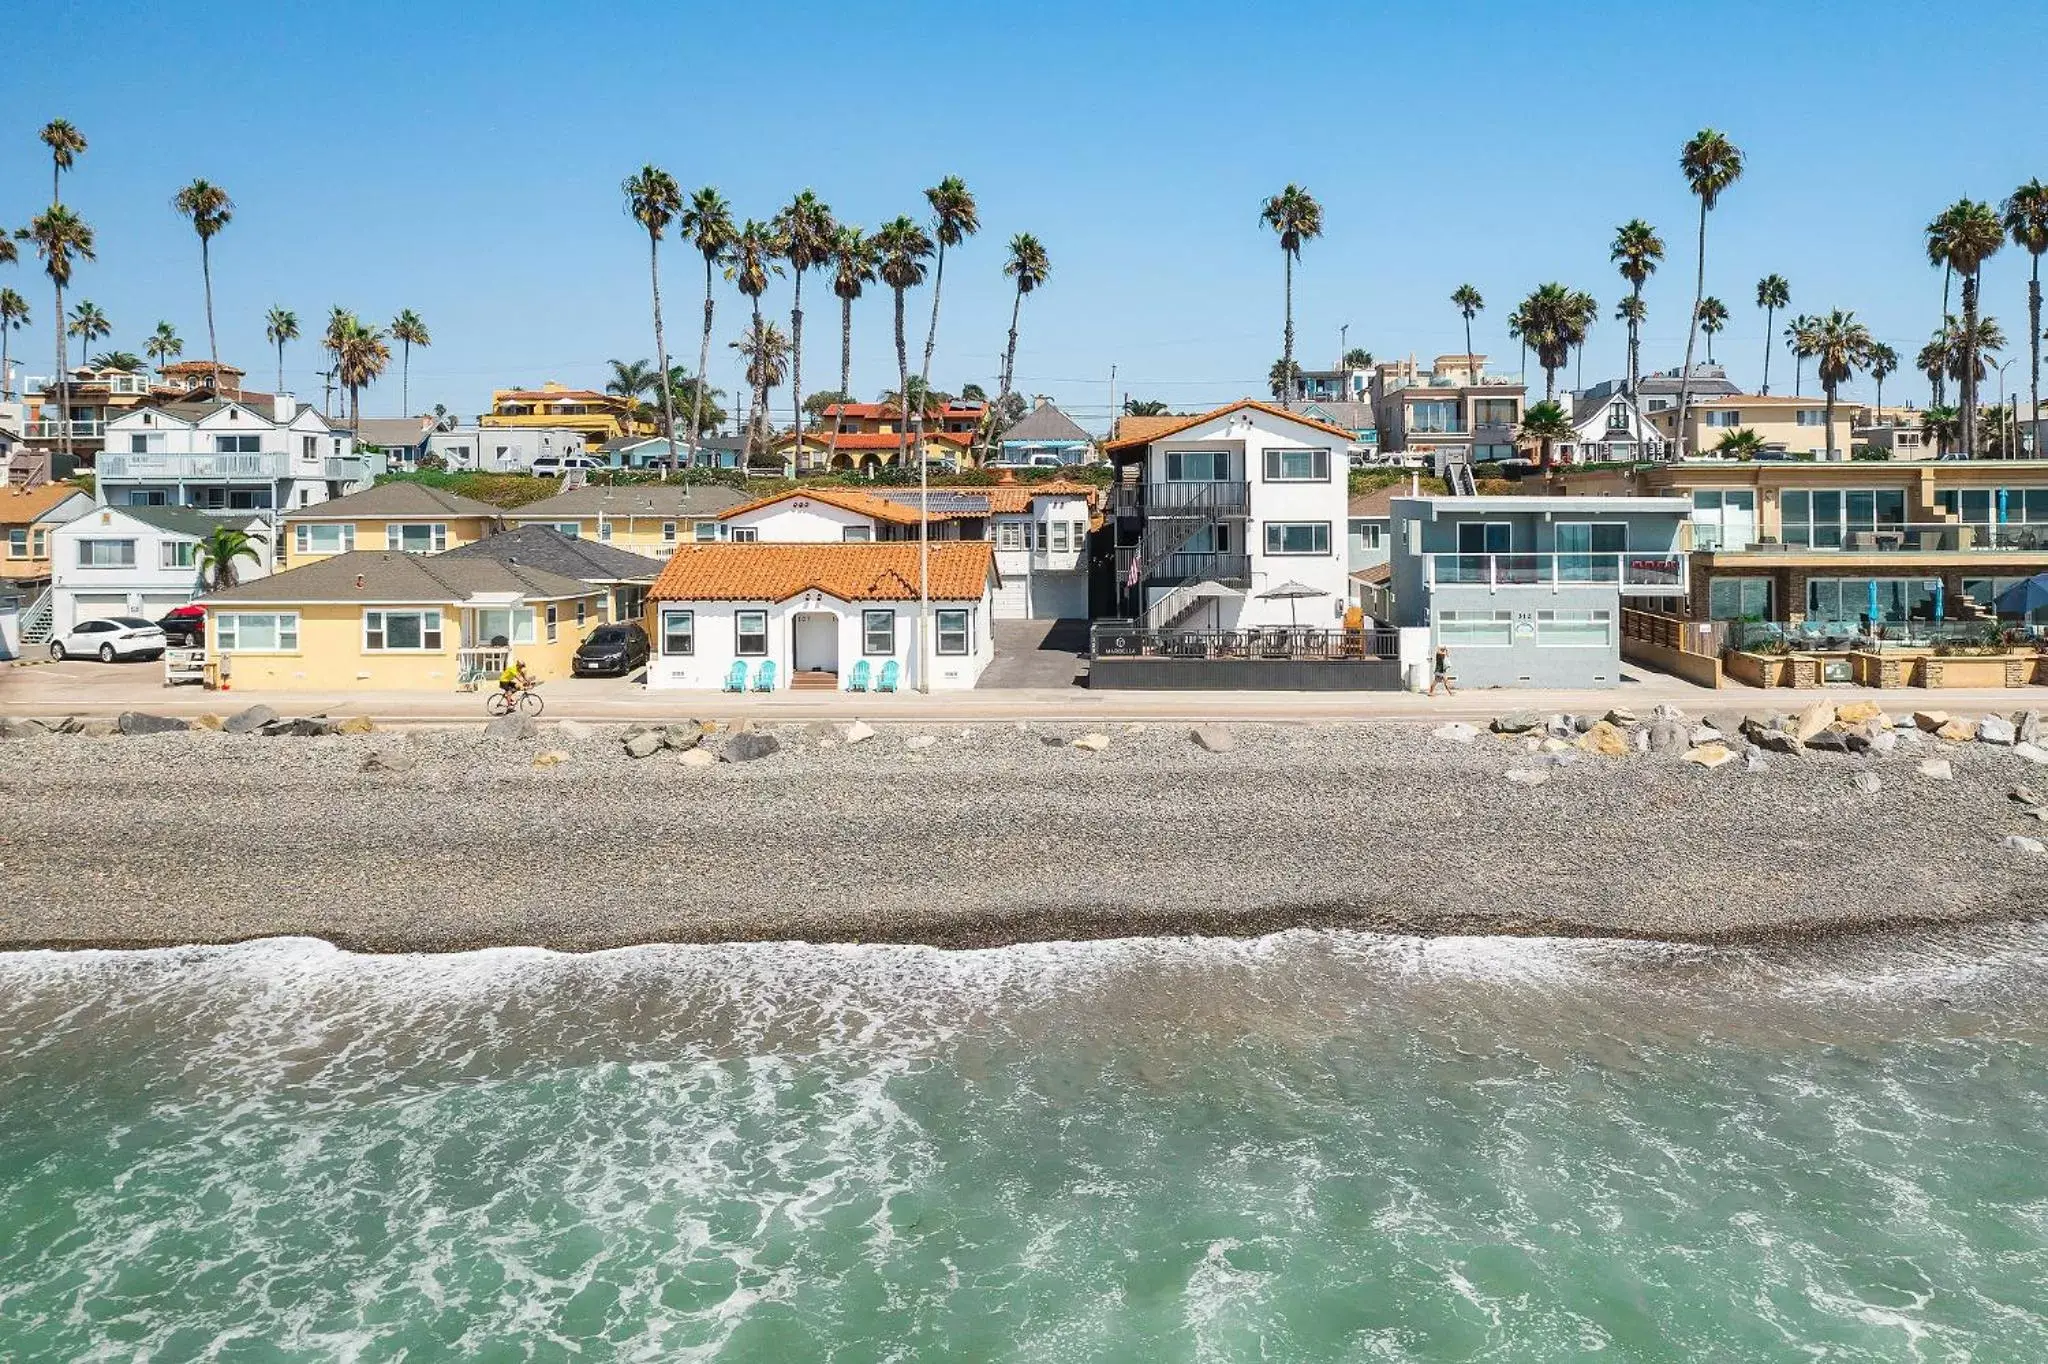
7 0 2046 431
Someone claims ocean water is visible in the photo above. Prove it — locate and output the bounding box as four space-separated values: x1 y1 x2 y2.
2 929 2046 1362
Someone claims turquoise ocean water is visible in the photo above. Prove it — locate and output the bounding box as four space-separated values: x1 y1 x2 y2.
2 927 2045 1361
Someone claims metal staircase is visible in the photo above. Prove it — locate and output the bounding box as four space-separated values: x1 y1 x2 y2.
1115 480 1251 626
1439 453 1478 496
18 588 53 647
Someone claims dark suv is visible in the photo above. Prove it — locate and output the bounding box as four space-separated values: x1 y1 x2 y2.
572 623 650 676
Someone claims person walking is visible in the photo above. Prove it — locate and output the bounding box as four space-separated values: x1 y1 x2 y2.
1427 644 1456 696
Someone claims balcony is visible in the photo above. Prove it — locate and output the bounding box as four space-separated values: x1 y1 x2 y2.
1424 551 1687 595
1093 623 1398 662
97 451 291 480
1111 480 1252 516
1716 523 2048 555
23 419 105 440
1027 548 1086 572
326 455 371 482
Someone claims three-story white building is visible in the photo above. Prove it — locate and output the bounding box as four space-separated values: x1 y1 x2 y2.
96 396 369 515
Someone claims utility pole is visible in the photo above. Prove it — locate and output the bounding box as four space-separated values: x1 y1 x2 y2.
1340 323 1349 368
1109 363 1117 429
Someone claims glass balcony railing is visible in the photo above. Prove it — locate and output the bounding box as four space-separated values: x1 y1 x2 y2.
1424 551 1687 594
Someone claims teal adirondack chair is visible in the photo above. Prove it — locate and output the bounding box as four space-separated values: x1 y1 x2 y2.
847 659 871 692
876 659 901 693
722 660 747 692
753 659 777 692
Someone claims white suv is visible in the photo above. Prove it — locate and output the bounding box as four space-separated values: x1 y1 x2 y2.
51 617 168 663
530 455 602 478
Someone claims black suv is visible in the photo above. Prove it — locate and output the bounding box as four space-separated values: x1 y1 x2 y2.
572 623 650 676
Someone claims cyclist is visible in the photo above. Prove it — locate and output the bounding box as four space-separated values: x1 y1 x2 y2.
498 660 534 705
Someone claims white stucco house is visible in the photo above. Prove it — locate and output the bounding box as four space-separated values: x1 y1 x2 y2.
646 541 998 691
49 503 274 633
96 396 368 514
1103 400 1354 630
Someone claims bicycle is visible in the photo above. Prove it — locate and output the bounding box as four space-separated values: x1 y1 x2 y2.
487 681 546 716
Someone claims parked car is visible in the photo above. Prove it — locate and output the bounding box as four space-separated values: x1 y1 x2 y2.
572 623 650 676
156 604 206 647
50 617 168 663
530 454 603 478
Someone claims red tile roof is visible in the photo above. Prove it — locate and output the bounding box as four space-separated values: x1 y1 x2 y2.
649 542 997 603
1103 399 1357 452
781 430 972 451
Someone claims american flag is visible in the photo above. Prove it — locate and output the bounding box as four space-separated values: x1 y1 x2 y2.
1125 552 1141 588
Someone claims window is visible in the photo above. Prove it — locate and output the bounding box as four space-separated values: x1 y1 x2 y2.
736 610 768 656
1780 489 1906 548
474 607 536 646
842 525 873 543
731 527 759 543
661 608 694 655
1806 577 1934 626
613 586 646 621
576 600 587 627
936 608 970 655
1472 443 1515 461
551 522 582 539
1349 521 1384 550
1555 522 1626 581
1262 447 1331 481
597 521 613 542
1164 450 1229 482
863 609 896 655
694 522 721 542
1409 401 1461 434
1937 487 2048 525
1456 522 1511 554
31 529 46 557
385 523 447 554
1606 405 1631 432
1474 399 1519 427
1264 522 1331 555
302 436 317 459
128 435 151 453
1537 608 1612 647
662 521 678 543
1690 489 1757 551
5 529 24 559
1050 521 1070 553
1706 410 1742 427
122 490 169 506
77 539 135 568
160 541 197 569
545 605 558 642
1436 610 1513 647
1796 410 1826 427
213 434 261 454
298 489 311 508
996 521 1023 550
364 609 443 651
1708 576 1773 620
294 524 355 555
216 612 298 652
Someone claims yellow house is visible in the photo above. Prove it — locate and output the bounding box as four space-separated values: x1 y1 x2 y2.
499 482 746 559
773 428 978 473
199 549 604 691
481 382 651 445
1648 394 1857 460
1 483 95 591
279 482 503 567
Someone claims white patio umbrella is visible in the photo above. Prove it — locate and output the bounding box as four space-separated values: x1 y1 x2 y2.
1257 579 1330 629
1179 580 1241 630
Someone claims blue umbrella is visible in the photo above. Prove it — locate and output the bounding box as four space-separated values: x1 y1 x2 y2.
1992 574 2048 619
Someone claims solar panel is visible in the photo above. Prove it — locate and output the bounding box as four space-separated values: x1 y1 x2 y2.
867 490 991 515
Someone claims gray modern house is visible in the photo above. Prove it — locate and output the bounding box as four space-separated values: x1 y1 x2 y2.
1387 495 1691 688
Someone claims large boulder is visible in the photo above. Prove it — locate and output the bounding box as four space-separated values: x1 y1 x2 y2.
1836 700 1884 725
1913 710 1951 733
1190 725 1237 753
481 712 538 742
722 732 783 763
1853 772 1883 795
1649 702 1685 723
266 717 342 737
1491 711 1544 735
1917 758 1954 781
222 704 278 735
73 717 118 738
2016 711 2044 746
1804 729 1851 755
554 719 596 742
1602 707 1640 728
1752 729 1803 755
2014 742 2048 766
1432 722 1479 745
1645 720 1688 756
1977 715 2017 746
844 721 876 745
1071 733 1111 753
2001 834 2046 856
622 731 663 759
1791 701 1836 744
361 750 417 775
677 747 719 768
1937 718 1980 744
661 722 706 751
336 716 376 736
1576 721 1630 757
116 712 190 736
1682 743 1737 770
0 717 47 739
1740 713 1787 742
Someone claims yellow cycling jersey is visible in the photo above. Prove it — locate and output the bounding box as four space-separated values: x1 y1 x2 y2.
500 665 521 685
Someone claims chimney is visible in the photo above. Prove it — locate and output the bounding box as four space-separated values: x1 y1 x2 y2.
274 392 295 424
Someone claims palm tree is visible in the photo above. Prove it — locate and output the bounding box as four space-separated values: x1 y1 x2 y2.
1268 358 1301 400
1754 274 1790 393
1508 283 1591 401
1929 198 2003 457
388 310 430 416
145 321 182 375
995 233 1050 463
1713 428 1765 460
0 289 29 401
321 307 353 419
604 359 660 429
1925 202 1971 405
1804 309 1875 461
1786 314 1817 395
1922 404 1961 456
1671 130 1744 455
39 120 86 203
724 220 783 458
874 216 934 468
775 190 836 470
622 166 683 461
195 525 265 591
90 352 142 372
1449 285 1485 380
1696 296 1728 362
1518 399 1576 470
26 206 94 464
1869 342 1898 421
171 179 233 393
1124 399 1170 417
2003 180 2048 447
680 187 738 467
825 224 878 471
265 307 298 395
1610 219 1663 450
664 365 725 437
1917 331 1951 412
1945 315 2006 413
917 176 979 415
731 320 790 459
335 316 390 429
67 300 111 358
1569 289 1598 390
1260 185 1323 410
1344 347 1373 369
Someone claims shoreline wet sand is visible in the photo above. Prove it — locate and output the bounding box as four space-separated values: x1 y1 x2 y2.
1 720 2039 954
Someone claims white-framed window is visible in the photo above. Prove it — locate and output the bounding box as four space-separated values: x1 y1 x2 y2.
662 521 678 543
1349 521 1383 549
301 436 317 459
1409 401 1460 434
996 521 1023 550
576 600 587 627
5 529 26 558
1436 610 1513 647
1537 609 1612 647
294 524 355 555
736 610 768 656
364 609 443 651
216 611 298 652
695 522 721 542
213 434 261 454
1262 447 1330 481
1164 450 1229 482
545 604 558 642
936 608 970 655
385 523 447 554
1795 409 1826 427
731 527 759 543
1706 410 1742 428
1050 521 1070 553
1264 522 1331 555
31 529 46 558
661 608 694 654
863 609 895 655
839 524 873 543
474 607 536 646
1690 489 1757 552
122 490 169 507
1606 404 1631 432
597 521 613 542
160 541 197 569
77 539 135 568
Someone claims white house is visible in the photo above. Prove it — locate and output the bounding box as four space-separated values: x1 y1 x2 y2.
646 541 998 691
49 503 274 633
425 425 588 473
1563 389 1657 464
1103 400 1353 630
97 396 367 514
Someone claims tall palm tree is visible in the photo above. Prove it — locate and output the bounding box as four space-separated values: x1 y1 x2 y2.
265 307 298 395
1451 284 1484 377
1610 218 1663 451
1804 309 1874 461
724 220 783 459
680 187 738 467
622 166 683 461
389 310 430 416
1518 399 1576 471
1696 296 1728 363
1268 358 1301 400
1671 130 1744 456
824 224 878 471
25 205 94 465
39 120 86 203
604 359 660 428
0 288 28 401
2003 180 2048 447
145 321 182 376
1925 202 1970 405
1786 314 1817 395
1569 289 1598 390
1945 315 2005 410
195 525 265 591
775 190 836 470
321 307 353 419
1929 199 2003 457
1260 185 1323 410
1917 332 1950 412
1869 342 1898 422
335 315 390 429
1754 274 1790 393
994 233 1051 463
917 176 978 413
171 179 233 393
731 320 790 458
874 216 934 468
1509 283 1590 401
1922 404 1961 456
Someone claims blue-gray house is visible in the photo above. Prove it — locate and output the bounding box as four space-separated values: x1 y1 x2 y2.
997 399 1094 466
1388 494 1691 688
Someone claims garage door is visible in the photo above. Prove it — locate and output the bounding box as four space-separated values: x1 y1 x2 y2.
71 594 131 625
992 575 1029 619
1029 573 1089 620
139 594 194 617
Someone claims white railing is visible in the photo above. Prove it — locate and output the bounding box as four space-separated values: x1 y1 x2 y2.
23 419 105 439
1028 549 1085 571
456 646 510 690
97 451 291 480
1423 551 1688 594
